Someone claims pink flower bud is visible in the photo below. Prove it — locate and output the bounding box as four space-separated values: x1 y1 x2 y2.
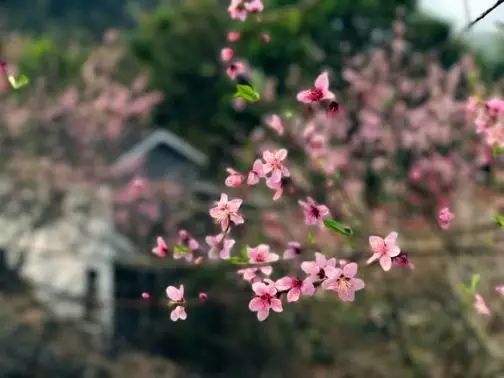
220 47 234 63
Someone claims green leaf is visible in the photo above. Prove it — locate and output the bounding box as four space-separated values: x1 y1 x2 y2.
323 219 353 237
229 256 249 265
494 214 504 227
173 244 190 254
493 145 504 156
8 74 29 90
233 84 260 102
470 274 481 291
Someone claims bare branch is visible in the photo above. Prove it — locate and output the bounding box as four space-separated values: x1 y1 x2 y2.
462 0 504 32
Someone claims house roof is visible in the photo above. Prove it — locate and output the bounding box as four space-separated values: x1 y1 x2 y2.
111 130 208 173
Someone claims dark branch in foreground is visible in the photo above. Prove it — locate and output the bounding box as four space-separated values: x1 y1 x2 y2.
462 0 504 32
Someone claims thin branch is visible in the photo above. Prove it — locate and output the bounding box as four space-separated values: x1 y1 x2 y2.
462 0 504 32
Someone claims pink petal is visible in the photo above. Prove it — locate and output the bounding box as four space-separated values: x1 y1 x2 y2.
301 279 316 296
296 90 313 103
276 148 288 160
322 90 335 100
343 262 358 278
388 246 401 257
275 276 294 291
314 71 329 92
338 287 355 302
379 256 392 271
260 266 273 276
351 278 365 291
314 252 327 266
166 286 183 301
301 261 319 275
270 298 283 312
257 308 269 321
369 236 385 253
366 253 380 265
287 288 301 302
249 297 264 311
385 231 398 245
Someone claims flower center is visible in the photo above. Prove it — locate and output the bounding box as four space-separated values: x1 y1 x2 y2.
308 88 323 102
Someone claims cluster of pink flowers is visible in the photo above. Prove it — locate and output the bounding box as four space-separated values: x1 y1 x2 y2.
228 0 264 21
469 97 504 150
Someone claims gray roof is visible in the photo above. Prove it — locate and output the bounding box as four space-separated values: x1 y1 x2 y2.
112 130 208 172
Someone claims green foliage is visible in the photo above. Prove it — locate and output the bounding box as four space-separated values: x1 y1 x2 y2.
7 74 29 90
323 219 354 237
234 84 261 102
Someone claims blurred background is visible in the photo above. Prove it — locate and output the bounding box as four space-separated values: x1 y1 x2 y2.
0 0 503 377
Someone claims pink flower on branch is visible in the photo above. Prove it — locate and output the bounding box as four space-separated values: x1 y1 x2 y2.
227 31 241 43
247 159 265 185
220 47 234 63
322 262 365 302
228 0 247 21
247 244 279 264
283 241 302 259
237 266 272 282
367 232 401 271
275 276 315 302
248 281 283 321
262 149 290 184
174 229 199 261
265 114 284 135
166 285 187 321
225 167 244 187
266 177 284 201
301 252 337 280
438 207 455 230
209 193 244 230
205 233 235 260
226 61 247 80
152 236 169 257
297 71 335 104
244 0 264 13
298 197 330 225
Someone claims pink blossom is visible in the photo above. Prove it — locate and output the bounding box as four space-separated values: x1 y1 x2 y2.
228 0 247 21
174 230 198 261
283 241 302 259
141 292 150 300
205 233 235 260
296 71 335 104
248 281 283 321
495 285 504 296
209 193 245 230
301 252 337 280
227 31 241 43
247 244 279 264
367 232 401 271
484 123 504 147
261 33 271 44
486 98 504 115
298 197 330 225
262 149 290 184
244 0 264 13
170 305 187 321
265 114 284 135
199 292 208 301
152 236 169 257
166 285 187 321
391 251 415 270
275 276 315 302
266 177 284 201
474 294 491 316
226 61 246 80
247 158 265 185
438 207 455 230
322 262 365 302
225 167 244 187
237 266 272 282
220 47 234 63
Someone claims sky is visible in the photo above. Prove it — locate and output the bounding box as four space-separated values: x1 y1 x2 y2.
420 0 504 32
